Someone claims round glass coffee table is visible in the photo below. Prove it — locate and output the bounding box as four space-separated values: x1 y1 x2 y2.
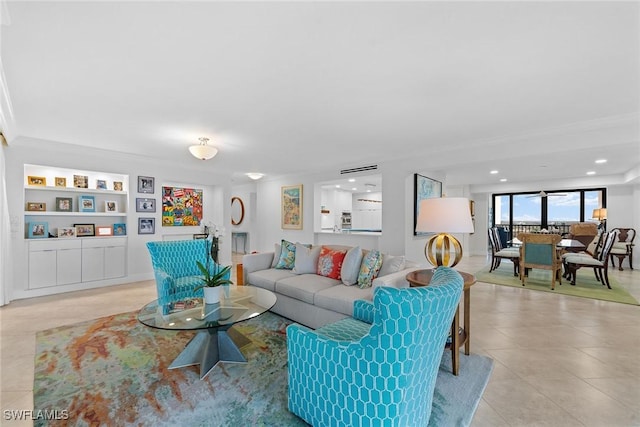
138 286 276 380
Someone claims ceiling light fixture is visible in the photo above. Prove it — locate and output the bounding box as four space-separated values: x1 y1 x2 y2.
586 171 596 175
246 173 264 180
500 178 507 182
189 137 218 160
490 170 499 174
595 159 607 164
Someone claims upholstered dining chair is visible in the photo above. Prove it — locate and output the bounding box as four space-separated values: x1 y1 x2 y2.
608 227 635 271
518 233 563 290
488 228 520 276
146 239 230 308
287 267 463 427
564 230 619 289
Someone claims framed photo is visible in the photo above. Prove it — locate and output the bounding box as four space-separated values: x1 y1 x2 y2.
136 198 156 212
56 197 73 212
138 176 155 194
57 227 76 238
55 177 67 187
105 201 118 212
74 223 95 237
113 181 123 191
96 225 113 236
27 222 48 239
113 223 127 236
96 180 107 190
138 217 155 234
26 202 46 212
413 174 442 236
79 195 96 212
281 184 303 230
74 175 88 189
27 176 46 186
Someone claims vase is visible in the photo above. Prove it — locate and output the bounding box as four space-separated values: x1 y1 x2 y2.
203 286 221 304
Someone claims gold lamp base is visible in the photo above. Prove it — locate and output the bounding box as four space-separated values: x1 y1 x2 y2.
425 233 463 268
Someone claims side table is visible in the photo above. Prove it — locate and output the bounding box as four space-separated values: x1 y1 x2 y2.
406 269 476 376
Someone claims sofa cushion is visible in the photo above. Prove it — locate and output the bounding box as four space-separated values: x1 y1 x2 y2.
358 249 383 288
314 284 374 317
293 243 321 274
341 246 363 286
270 243 281 268
276 274 340 305
275 239 296 269
378 254 406 277
317 246 347 280
247 268 297 292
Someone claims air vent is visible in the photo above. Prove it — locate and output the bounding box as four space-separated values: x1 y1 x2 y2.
340 165 378 175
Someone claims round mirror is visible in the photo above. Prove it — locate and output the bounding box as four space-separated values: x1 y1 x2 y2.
231 196 245 225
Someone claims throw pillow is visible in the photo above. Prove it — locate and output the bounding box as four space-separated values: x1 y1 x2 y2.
317 246 347 280
293 244 321 274
378 254 406 277
341 246 363 286
274 240 296 269
271 243 282 268
357 249 383 288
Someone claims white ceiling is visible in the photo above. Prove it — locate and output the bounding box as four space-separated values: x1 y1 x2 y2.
1 1 639 187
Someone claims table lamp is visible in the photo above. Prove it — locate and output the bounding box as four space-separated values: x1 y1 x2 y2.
415 197 475 268
592 208 607 231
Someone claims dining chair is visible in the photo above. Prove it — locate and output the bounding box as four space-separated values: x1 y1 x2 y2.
563 230 618 289
608 227 635 271
518 233 563 290
566 222 599 248
561 231 603 279
488 228 520 276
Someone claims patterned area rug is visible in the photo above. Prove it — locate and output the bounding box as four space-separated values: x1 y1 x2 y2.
34 311 493 426
476 263 639 305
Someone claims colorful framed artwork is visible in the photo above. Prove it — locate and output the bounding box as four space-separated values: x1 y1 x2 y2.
79 195 96 212
96 225 113 236
27 176 46 186
138 176 154 194
136 198 156 213
96 180 107 190
74 223 95 237
281 184 303 230
138 217 155 234
57 227 76 238
105 201 118 212
56 197 73 212
55 177 67 187
113 181 123 191
27 222 48 239
74 175 88 188
113 223 127 236
161 187 202 226
413 173 442 236
26 202 46 212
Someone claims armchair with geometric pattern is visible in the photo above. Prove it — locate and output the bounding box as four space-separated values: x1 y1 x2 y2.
287 267 464 426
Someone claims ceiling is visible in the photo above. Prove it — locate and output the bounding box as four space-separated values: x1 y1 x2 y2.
1 1 639 188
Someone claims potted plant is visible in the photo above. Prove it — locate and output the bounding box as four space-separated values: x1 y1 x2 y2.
194 261 233 304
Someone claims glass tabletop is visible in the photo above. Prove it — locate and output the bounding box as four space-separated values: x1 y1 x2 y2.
137 286 277 331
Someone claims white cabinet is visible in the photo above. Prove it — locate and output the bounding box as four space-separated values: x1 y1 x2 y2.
28 239 82 289
82 237 127 282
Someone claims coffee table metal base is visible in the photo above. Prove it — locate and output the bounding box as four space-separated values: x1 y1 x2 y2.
169 326 248 380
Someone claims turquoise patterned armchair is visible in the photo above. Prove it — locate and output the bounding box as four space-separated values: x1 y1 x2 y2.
287 267 463 426
146 239 230 308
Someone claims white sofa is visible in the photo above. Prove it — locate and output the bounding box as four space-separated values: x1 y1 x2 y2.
242 244 420 329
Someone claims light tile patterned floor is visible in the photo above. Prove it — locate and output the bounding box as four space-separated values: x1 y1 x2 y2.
1 254 639 426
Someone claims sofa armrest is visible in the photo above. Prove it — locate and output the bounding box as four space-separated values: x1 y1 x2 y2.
242 252 275 274
372 266 421 289
353 300 374 324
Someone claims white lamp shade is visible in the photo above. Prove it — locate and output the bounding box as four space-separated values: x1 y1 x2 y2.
189 144 218 160
416 197 475 234
592 208 607 220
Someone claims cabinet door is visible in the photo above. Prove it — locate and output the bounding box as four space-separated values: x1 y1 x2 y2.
29 250 57 289
104 246 126 279
82 247 105 282
57 248 82 285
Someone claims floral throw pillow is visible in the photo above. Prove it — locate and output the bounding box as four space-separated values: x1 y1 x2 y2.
357 249 383 288
274 239 296 270
316 247 347 280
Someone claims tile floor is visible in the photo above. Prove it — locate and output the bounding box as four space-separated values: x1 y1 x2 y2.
1 254 639 426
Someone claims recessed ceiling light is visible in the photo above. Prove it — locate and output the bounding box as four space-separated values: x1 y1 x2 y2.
352 187 357 191
348 178 356 182
500 178 507 182
335 185 340 188
490 170 499 174
595 159 607 164
586 171 596 175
